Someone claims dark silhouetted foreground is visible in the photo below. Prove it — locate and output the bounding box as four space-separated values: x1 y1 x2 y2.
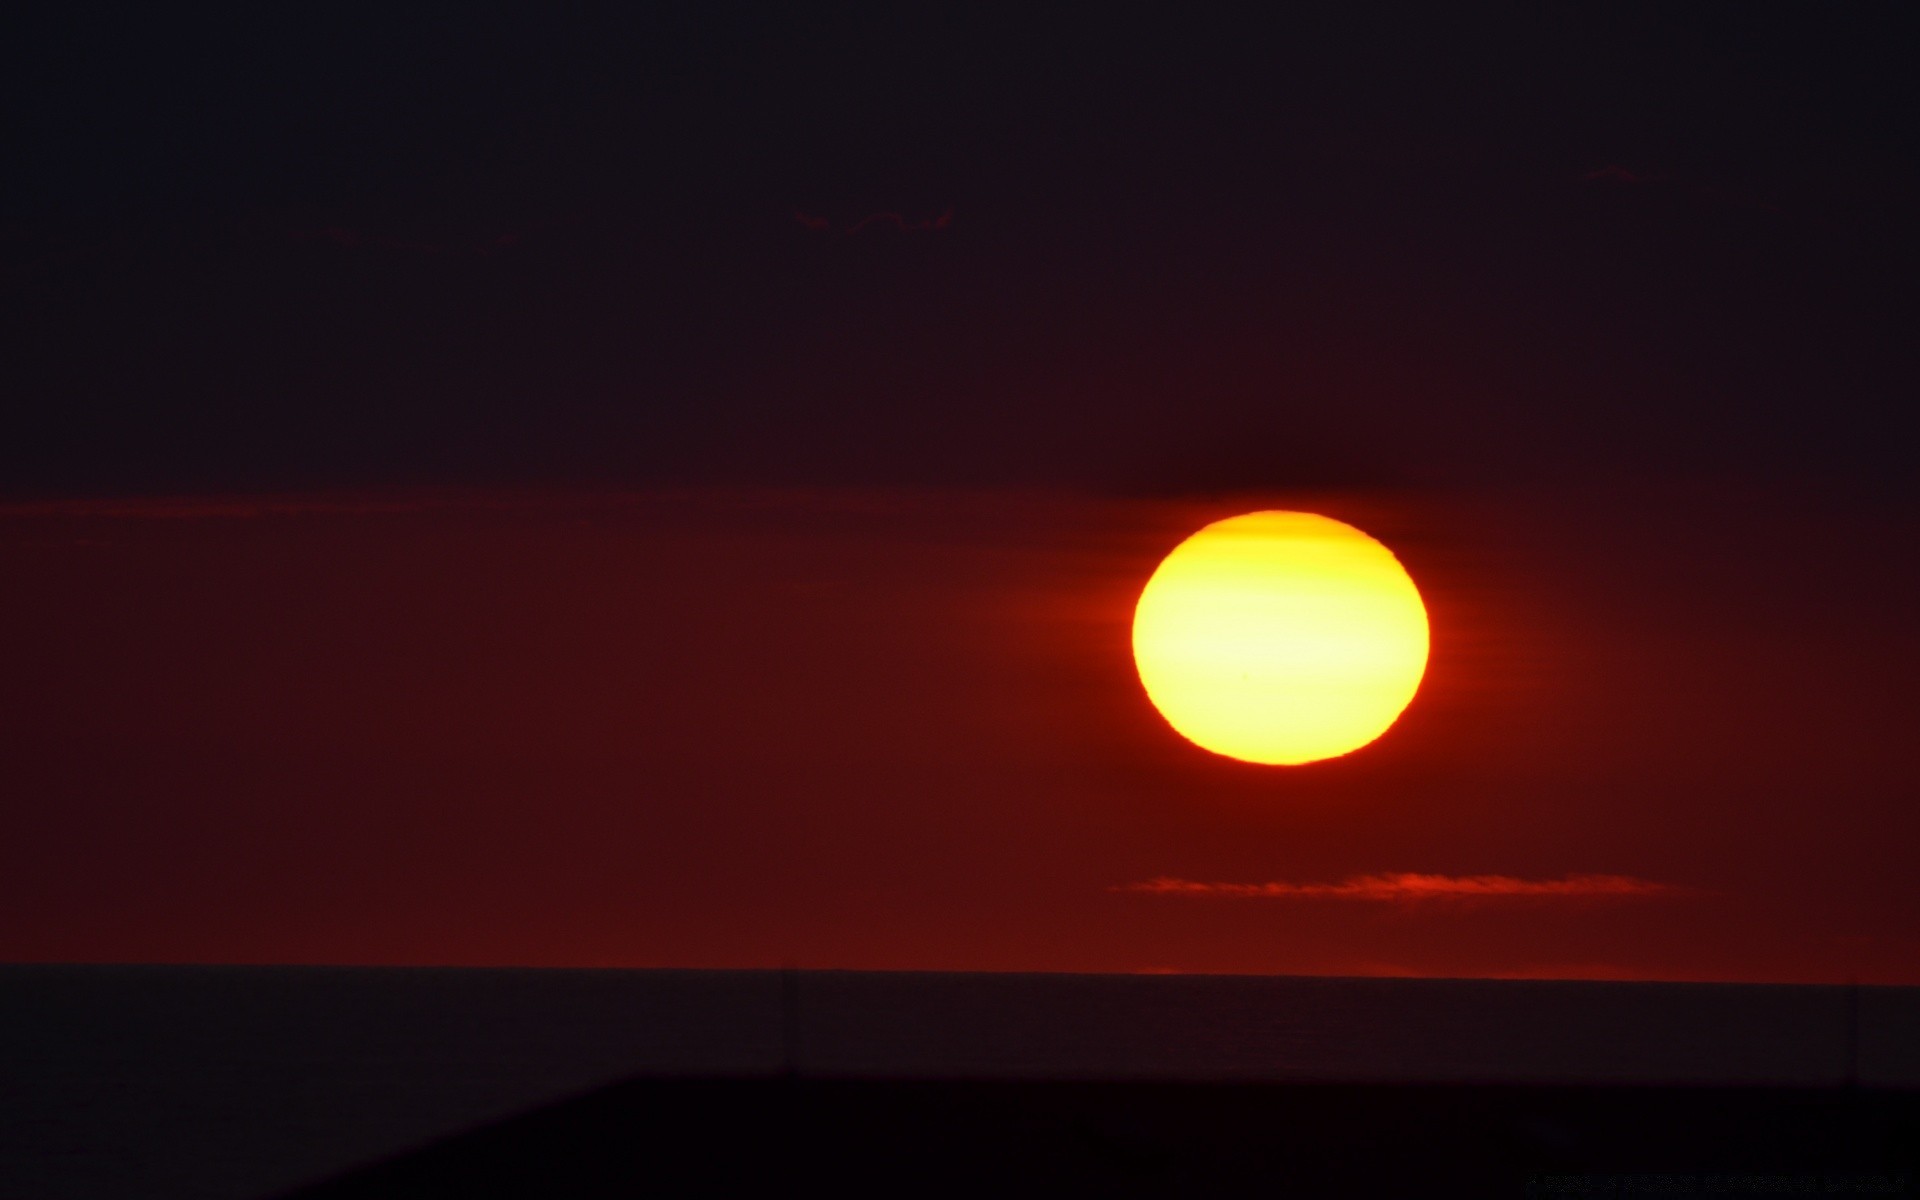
286 1076 1918 1198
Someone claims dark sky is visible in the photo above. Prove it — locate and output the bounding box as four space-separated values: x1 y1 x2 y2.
2 6 1916 981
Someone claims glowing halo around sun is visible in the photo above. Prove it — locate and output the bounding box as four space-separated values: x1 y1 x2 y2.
1131 511 1430 765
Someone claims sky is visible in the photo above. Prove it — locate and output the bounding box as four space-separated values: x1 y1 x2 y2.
2 6 1916 982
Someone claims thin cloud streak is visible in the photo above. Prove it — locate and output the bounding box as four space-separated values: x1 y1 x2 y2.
1117 873 1685 902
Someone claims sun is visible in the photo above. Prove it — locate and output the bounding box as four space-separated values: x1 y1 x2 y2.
1131 511 1429 765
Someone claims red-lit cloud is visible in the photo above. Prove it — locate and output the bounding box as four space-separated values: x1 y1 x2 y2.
1117 873 1684 903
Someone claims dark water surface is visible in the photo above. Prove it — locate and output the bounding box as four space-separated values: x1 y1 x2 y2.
290 1077 1920 1199
3 965 1917 1198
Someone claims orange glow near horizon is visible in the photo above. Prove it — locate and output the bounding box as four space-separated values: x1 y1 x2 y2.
1131 511 1430 765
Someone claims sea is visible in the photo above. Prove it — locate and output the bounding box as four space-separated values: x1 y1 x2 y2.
2 965 1916 1199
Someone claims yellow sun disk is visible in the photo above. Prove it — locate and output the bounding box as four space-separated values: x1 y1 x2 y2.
1131 511 1429 765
